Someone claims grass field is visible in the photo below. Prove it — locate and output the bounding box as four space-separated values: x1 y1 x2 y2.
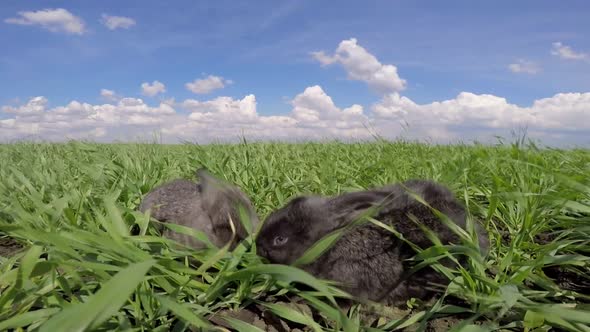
0 139 589 331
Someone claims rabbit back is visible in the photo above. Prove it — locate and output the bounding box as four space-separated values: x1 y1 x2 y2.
139 179 200 220
377 180 489 254
305 180 486 305
139 179 215 249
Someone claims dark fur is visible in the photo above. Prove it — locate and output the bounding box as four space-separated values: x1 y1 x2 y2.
256 180 489 305
139 169 259 249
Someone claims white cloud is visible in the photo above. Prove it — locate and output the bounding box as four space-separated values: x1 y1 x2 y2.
290 85 367 129
371 91 590 143
373 92 534 129
529 92 590 130
2 38 589 146
1 89 590 145
2 96 48 116
0 84 373 143
311 51 338 66
180 86 366 131
166 87 370 141
4 8 85 35
185 75 233 94
141 81 166 97
0 96 176 142
551 42 588 61
183 95 258 124
100 14 136 30
100 89 119 102
311 38 406 93
508 59 540 74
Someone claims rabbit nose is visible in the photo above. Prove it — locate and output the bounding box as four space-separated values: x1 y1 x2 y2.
256 245 268 257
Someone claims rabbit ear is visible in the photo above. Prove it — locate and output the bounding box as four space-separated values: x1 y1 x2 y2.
328 190 389 227
331 191 389 211
196 168 218 184
197 168 255 239
197 168 242 199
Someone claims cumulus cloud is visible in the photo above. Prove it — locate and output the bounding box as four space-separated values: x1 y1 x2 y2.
551 42 588 61
0 84 374 143
185 75 233 94
168 85 369 140
182 95 257 124
170 86 366 138
508 59 540 74
371 91 590 144
100 89 120 102
4 8 85 35
100 14 136 30
311 38 406 93
528 92 590 130
2 96 48 116
0 96 176 142
1 38 589 146
1 88 590 145
290 85 367 129
141 81 166 97
373 92 533 129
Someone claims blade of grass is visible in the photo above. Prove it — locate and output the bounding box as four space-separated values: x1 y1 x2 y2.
39 259 155 332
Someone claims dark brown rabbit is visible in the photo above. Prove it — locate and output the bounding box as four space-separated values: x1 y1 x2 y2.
256 179 489 306
139 169 259 249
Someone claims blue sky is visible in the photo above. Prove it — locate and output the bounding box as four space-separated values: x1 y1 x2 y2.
1 0 589 145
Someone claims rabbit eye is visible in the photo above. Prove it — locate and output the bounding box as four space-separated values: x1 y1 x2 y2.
273 236 288 246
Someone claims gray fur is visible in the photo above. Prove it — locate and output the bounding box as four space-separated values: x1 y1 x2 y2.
139 169 259 249
256 179 489 305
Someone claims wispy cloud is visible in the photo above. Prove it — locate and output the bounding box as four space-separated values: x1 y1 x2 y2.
185 75 233 94
551 42 588 61
257 1 300 30
508 59 541 74
4 8 86 35
100 14 136 30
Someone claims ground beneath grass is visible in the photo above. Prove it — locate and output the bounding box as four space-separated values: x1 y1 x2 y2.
0 236 23 257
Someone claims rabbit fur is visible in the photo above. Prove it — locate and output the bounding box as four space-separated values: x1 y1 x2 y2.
256 179 489 306
139 169 259 250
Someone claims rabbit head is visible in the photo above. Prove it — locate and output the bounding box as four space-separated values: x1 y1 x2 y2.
255 190 388 264
197 169 260 243
139 168 259 249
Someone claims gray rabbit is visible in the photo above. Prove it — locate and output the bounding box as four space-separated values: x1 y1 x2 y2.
256 179 489 306
139 168 259 250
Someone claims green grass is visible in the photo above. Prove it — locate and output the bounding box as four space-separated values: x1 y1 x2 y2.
0 139 589 331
